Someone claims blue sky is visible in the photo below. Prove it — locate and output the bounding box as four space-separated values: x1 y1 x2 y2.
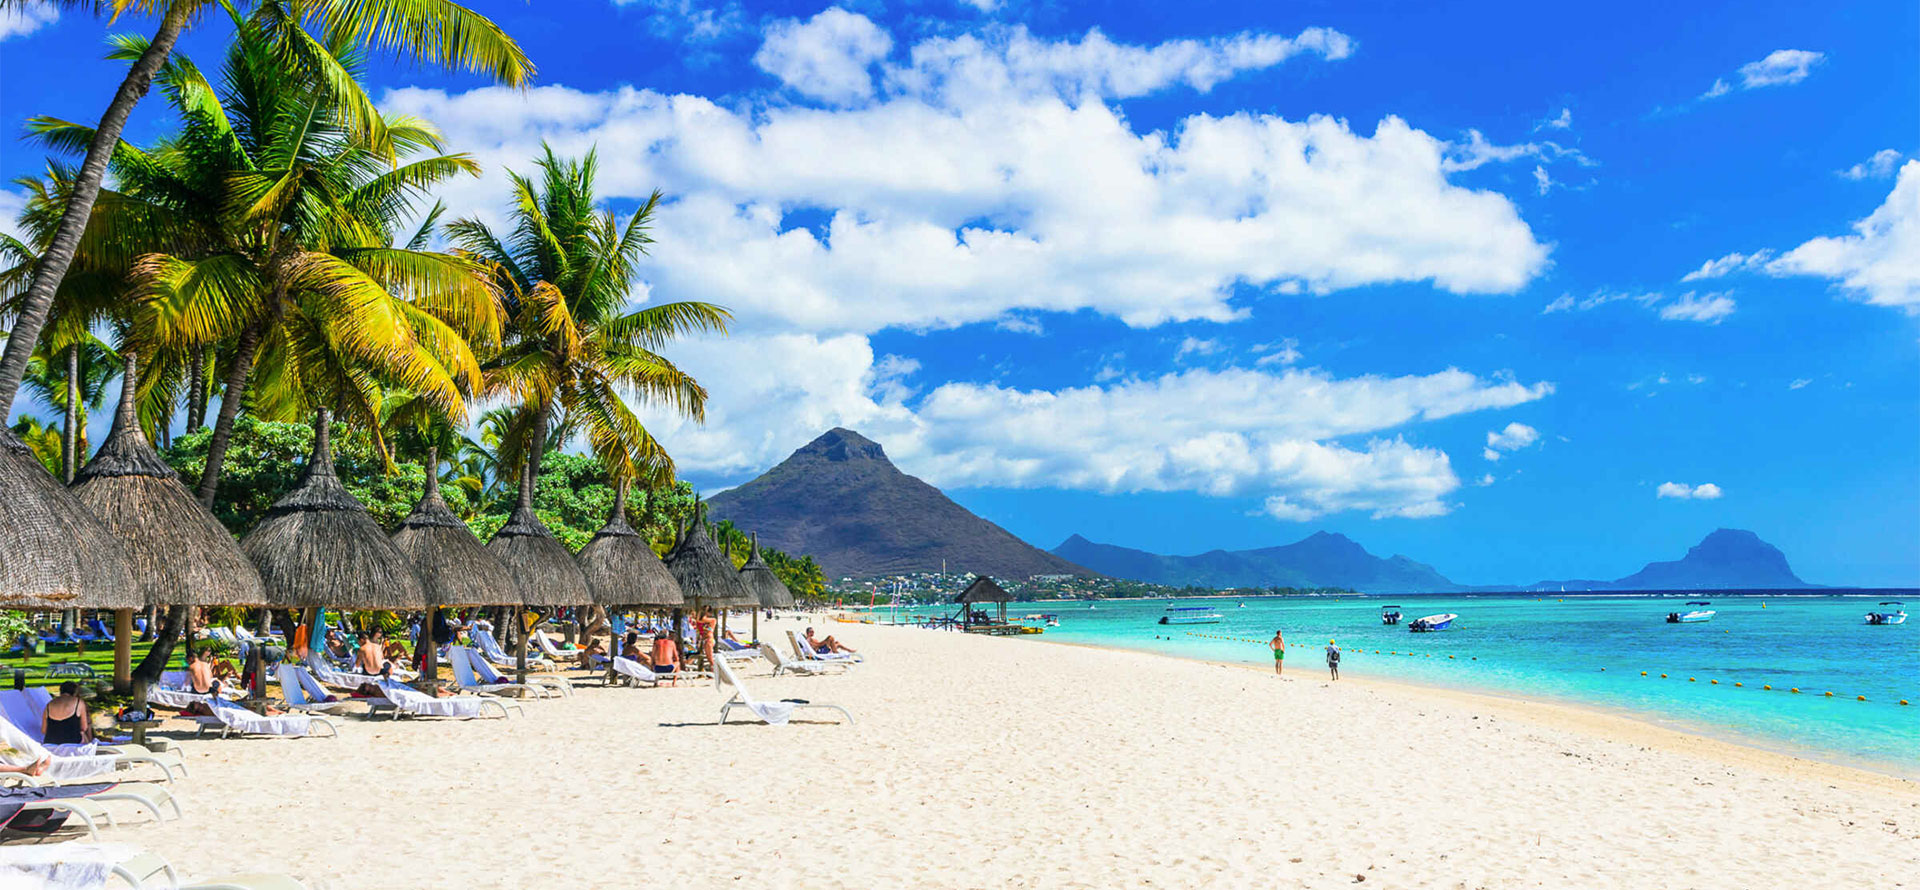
3 0 1915 586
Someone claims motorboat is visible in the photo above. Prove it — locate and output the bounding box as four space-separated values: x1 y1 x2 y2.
1380 605 1403 626
1158 606 1224 625
1666 601 1715 623
1864 602 1907 625
1408 613 1456 632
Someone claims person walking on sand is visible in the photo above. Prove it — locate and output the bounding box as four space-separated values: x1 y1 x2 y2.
1325 640 1341 680
1269 629 1286 675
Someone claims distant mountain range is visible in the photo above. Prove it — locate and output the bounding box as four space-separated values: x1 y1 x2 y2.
706 428 1090 580
1054 531 1463 592
1525 528 1808 591
706 429 1817 591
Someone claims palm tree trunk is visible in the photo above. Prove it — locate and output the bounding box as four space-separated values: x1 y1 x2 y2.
195 320 266 506
61 343 79 482
0 4 192 413
185 344 207 430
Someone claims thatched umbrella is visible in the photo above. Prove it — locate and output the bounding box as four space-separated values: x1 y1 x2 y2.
389 446 516 688
738 532 793 641
71 351 266 691
487 457 590 681
955 575 1012 626
575 479 680 676
664 505 752 666
240 409 427 698
0 417 137 616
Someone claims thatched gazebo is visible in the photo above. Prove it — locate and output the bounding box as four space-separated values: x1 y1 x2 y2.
577 480 682 612
0 422 137 616
487 458 591 680
738 533 793 641
240 409 426 700
665 506 753 613
70 352 266 690
953 576 1012 629
390 446 516 687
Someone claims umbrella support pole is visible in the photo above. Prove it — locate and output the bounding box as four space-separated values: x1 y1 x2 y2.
112 609 133 694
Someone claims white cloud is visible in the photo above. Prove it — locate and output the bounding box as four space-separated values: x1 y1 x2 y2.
1657 481 1723 500
1535 107 1572 131
1252 338 1301 367
1788 378 1812 390
1702 49 1824 99
1482 448 1500 462
1682 250 1773 281
1658 291 1736 324
1441 129 1590 173
1766 161 1920 309
1541 294 1575 314
0 189 27 243
1476 473 1495 487
754 8 894 104
613 0 747 43
0 2 56 40
959 0 1001 11
1485 421 1539 453
1175 336 1222 360
1838 149 1903 181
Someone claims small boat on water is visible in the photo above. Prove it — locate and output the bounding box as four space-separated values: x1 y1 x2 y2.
1158 606 1224 625
1408 613 1456 632
1666 601 1716 623
1380 605 1403 626
1864 602 1907 625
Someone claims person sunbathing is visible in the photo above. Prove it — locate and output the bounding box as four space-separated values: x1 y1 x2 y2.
650 633 681 675
577 637 607 671
187 648 232 695
0 755 51 777
41 682 91 746
804 627 857 655
620 632 649 664
322 630 352 663
356 631 392 677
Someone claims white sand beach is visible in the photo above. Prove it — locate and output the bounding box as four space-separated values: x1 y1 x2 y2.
94 619 1920 889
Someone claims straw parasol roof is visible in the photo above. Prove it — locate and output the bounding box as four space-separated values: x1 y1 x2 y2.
738 533 794 608
576 480 682 608
70 352 265 607
389 447 516 608
239 409 427 610
955 576 1012 604
0 414 137 611
486 460 591 608
664 504 753 610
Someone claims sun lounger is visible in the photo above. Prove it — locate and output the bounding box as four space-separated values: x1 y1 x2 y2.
273 665 358 715
0 692 186 782
446 647 554 699
86 618 116 643
374 678 518 720
787 631 861 665
189 698 337 740
2 772 183 833
760 643 850 677
459 646 572 697
607 656 663 687
714 657 852 726
106 849 310 890
532 630 583 663
471 627 556 672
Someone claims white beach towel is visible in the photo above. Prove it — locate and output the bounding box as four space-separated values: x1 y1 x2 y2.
0 712 117 782
609 657 659 686
375 679 499 719
199 699 326 737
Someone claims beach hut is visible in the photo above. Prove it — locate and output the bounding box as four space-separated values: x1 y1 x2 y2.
70 352 266 691
389 446 516 688
576 480 681 675
0 416 137 616
487 458 591 682
240 409 427 697
737 533 794 641
953 576 1012 630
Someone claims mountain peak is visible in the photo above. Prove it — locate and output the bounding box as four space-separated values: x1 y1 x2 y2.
796 428 888 463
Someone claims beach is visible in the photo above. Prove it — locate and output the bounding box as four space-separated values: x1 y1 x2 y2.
101 619 1919 889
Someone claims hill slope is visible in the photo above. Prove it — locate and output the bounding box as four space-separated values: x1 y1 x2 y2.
1053 531 1464 592
1531 529 1808 590
706 429 1091 580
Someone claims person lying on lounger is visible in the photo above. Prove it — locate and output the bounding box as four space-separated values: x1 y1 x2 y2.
620 632 649 664
356 631 394 677
577 636 606 671
0 754 50 776
188 647 235 695
803 627 858 655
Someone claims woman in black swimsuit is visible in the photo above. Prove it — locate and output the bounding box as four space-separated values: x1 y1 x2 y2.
41 682 91 746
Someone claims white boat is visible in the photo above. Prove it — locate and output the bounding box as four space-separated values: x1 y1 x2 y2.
1666 601 1715 623
1865 602 1907 625
1158 606 1223 625
1408 613 1456 632
1380 605 1403 626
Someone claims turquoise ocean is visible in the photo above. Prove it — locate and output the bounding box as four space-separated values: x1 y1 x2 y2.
878 592 1918 775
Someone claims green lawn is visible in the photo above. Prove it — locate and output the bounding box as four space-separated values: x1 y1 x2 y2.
1 641 164 687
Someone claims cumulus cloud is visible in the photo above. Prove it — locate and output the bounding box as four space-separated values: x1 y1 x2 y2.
642 344 1552 521
1658 291 1736 324
1485 422 1539 453
754 8 893 104
1174 336 1222 360
1838 149 1903 181
1657 481 1723 500
613 0 747 43
383 16 1561 521
1683 162 1920 309
1702 49 1824 99
0 2 56 40
1535 107 1572 131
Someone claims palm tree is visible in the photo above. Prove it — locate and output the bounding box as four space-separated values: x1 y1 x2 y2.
0 0 533 418
38 17 505 504
449 146 730 495
7 415 64 475
21 336 120 481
